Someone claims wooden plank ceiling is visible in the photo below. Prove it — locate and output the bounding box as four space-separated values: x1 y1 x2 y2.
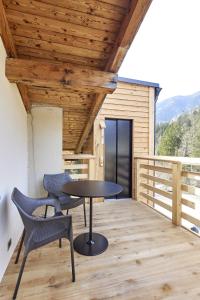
1 0 152 151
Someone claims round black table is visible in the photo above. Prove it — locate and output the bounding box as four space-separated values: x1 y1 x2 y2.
62 180 122 256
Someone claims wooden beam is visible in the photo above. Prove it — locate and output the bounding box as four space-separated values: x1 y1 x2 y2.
75 93 105 153
17 84 30 111
106 0 153 72
0 0 30 111
76 0 153 152
0 0 16 57
6 58 118 94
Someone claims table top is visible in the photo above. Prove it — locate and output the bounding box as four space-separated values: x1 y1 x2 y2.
62 180 123 198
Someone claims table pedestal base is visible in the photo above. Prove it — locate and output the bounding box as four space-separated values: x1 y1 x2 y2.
73 233 108 256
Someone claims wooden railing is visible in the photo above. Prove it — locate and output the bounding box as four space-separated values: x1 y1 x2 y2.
63 152 95 180
135 156 200 233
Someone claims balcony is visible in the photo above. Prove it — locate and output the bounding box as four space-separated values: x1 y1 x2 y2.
1 156 200 299
1 0 200 298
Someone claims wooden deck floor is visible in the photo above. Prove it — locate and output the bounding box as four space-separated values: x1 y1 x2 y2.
1 200 200 300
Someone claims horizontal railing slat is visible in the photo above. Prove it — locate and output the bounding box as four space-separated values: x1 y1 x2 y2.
140 192 172 212
135 156 200 165
63 153 95 160
181 198 195 209
181 184 200 195
182 170 200 179
140 164 172 174
140 173 172 186
181 212 200 227
140 183 173 199
64 164 88 170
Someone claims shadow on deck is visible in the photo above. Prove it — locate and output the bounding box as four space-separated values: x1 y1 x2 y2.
1 200 200 299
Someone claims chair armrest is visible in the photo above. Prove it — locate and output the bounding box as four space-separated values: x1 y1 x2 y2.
32 212 72 225
31 197 61 214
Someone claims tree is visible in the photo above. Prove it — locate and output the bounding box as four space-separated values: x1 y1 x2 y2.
155 122 168 153
191 116 200 157
156 108 200 157
157 123 183 156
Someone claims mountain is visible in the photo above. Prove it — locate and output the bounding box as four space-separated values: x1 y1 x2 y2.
156 91 200 123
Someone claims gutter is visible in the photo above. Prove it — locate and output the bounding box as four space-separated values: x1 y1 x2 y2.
154 87 162 154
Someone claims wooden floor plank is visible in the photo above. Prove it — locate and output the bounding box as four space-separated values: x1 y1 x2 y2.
1 200 200 299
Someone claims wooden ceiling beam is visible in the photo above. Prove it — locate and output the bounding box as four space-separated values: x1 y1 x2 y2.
6 58 118 94
75 93 105 153
0 0 30 111
106 0 153 72
76 0 153 153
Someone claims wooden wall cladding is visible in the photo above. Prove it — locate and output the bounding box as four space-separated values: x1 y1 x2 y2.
93 81 155 194
100 82 154 156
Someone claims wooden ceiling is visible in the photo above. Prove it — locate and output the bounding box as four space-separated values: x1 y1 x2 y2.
1 0 152 151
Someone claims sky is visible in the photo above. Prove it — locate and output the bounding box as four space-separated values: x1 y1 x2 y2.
119 0 200 102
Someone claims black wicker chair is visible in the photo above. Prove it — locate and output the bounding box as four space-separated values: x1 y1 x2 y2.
43 172 87 227
12 188 75 300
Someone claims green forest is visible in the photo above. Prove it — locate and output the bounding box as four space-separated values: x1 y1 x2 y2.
156 108 200 157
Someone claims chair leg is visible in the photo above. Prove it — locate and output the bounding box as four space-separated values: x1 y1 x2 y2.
13 255 27 300
66 209 69 215
83 200 87 227
44 205 48 218
69 237 75 282
15 229 25 264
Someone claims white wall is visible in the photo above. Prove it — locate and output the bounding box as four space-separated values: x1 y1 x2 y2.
28 106 63 197
0 38 28 281
0 38 63 281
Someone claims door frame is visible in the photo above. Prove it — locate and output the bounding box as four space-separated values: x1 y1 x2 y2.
104 117 133 199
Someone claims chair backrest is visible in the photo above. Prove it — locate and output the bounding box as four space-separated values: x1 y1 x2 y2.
11 188 35 227
43 172 72 197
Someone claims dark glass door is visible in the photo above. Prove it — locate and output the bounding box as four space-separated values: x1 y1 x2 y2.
105 119 132 198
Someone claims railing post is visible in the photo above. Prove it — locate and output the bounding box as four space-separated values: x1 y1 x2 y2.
147 159 154 207
135 158 141 201
172 162 182 225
